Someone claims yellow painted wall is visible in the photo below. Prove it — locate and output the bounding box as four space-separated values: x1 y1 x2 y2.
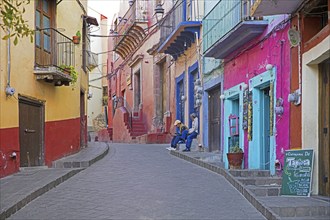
0 1 88 129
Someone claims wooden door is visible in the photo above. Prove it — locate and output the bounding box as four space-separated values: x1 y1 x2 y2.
133 70 141 111
319 59 330 196
19 97 44 167
80 91 87 148
208 87 221 152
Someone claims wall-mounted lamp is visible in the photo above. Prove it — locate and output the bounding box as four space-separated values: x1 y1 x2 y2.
288 89 301 105
87 91 93 100
128 0 134 6
275 98 284 115
155 3 164 22
266 64 273 71
181 95 186 101
220 94 225 100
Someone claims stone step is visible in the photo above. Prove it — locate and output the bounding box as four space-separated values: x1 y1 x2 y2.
246 185 281 196
282 216 330 220
229 169 270 177
259 196 330 218
236 176 282 186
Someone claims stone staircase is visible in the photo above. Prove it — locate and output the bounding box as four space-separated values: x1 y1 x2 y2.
229 170 330 219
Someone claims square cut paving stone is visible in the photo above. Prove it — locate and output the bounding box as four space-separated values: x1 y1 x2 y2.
236 176 282 186
258 196 330 217
229 169 271 177
0 168 83 219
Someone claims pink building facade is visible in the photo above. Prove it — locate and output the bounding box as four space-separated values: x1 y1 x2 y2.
221 16 291 174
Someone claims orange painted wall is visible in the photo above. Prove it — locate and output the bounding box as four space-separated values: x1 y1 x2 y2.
290 16 302 149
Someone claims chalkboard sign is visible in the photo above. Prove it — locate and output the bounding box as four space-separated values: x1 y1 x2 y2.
281 149 314 196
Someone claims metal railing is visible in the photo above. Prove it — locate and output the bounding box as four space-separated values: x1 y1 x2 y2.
159 0 203 45
115 96 133 129
114 0 148 47
35 28 74 68
203 0 250 53
159 0 184 44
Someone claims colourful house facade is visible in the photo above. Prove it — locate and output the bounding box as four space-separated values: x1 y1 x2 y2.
203 0 291 174
107 0 204 144
0 0 98 178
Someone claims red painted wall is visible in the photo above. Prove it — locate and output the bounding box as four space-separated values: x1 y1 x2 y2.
44 118 80 166
0 127 20 178
0 118 81 178
112 107 132 142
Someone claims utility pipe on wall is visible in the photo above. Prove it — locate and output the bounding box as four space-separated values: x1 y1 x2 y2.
7 29 11 87
5 29 15 97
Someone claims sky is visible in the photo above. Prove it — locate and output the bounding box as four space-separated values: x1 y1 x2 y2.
88 0 121 27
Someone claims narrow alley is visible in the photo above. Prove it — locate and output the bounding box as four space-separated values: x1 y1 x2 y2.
9 143 265 220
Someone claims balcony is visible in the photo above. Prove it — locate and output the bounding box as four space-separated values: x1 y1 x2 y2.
113 0 148 58
157 0 202 60
203 0 268 59
250 0 305 17
34 28 74 86
87 51 98 70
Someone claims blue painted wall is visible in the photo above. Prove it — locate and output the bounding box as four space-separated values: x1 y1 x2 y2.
188 62 199 127
176 72 185 123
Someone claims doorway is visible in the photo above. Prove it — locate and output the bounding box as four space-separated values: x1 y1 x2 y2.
80 91 86 148
208 87 221 152
319 59 329 196
260 87 271 170
133 69 141 112
19 97 44 167
176 77 185 123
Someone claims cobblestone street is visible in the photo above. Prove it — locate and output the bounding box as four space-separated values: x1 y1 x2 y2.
9 143 265 219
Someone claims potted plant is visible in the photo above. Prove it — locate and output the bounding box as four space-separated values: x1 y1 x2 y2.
72 31 81 44
60 64 78 84
227 142 244 169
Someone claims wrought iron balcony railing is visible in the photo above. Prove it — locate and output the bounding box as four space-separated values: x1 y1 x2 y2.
34 28 75 86
159 0 184 44
203 0 247 53
35 28 74 68
113 0 148 52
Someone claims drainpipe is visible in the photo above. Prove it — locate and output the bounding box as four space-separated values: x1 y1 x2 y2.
297 13 302 95
5 29 15 97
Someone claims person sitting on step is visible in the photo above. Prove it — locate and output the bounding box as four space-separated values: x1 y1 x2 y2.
166 120 188 151
182 113 198 152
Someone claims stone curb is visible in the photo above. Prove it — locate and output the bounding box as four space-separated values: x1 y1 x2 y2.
170 150 281 220
0 169 82 220
0 143 110 220
58 143 110 168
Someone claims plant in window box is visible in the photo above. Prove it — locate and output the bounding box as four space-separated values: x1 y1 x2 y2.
72 31 81 44
227 142 244 169
60 65 78 84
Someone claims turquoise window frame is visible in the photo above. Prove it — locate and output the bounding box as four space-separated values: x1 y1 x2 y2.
223 83 246 169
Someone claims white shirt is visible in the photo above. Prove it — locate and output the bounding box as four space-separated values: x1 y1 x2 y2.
189 117 198 134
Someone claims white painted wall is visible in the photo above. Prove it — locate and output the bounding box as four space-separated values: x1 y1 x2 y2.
302 35 330 195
